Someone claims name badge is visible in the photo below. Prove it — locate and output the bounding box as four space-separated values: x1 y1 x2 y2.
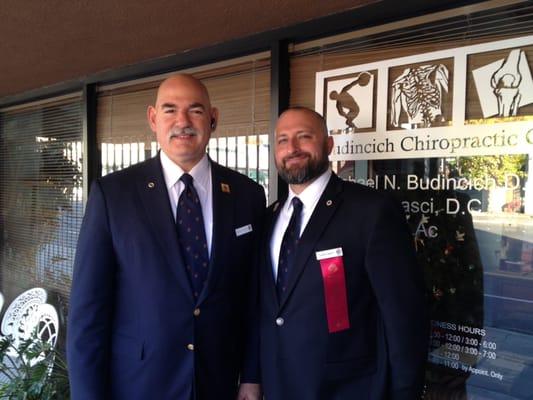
315 247 343 260
235 224 253 237
317 247 350 333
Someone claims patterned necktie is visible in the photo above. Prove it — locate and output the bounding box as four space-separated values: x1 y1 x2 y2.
277 197 303 299
176 173 209 299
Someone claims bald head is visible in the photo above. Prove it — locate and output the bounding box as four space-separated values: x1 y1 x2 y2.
277 107 329 138
155 74 212 109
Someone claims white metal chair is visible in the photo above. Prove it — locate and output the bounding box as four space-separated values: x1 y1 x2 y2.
0 288 48 352
0 288 59 384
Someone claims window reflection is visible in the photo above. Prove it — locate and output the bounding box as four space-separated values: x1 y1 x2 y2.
333 152 532 399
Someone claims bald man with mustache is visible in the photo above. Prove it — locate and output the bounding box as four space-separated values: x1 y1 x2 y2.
68 75 264 400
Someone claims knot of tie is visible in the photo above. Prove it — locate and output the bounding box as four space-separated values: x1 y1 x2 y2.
180 173 194 187
291 197 303 215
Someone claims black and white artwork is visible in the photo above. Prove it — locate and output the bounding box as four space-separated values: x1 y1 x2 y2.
325 71 375 131
390 64 449 128
472 49 533 118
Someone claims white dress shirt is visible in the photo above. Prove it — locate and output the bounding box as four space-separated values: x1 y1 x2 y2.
270 169 332 279
160 151 213 257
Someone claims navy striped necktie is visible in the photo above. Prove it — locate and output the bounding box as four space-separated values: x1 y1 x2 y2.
176 173 209 299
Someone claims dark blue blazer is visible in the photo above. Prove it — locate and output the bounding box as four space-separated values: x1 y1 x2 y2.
259 173 428 400
67 155 265 400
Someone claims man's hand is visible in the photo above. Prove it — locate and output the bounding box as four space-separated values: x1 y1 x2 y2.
237 383 262 400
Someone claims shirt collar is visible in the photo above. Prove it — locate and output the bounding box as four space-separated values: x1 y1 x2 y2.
285 168 332 213
160 151 210 194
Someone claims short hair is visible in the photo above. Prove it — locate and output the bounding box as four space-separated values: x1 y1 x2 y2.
279 106 328 135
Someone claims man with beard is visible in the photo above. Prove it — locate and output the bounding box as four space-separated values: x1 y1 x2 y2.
67 74 264 400
257 107 428 399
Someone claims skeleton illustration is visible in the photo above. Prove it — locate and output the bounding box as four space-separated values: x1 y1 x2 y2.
491 49 524 117
390 64 449 128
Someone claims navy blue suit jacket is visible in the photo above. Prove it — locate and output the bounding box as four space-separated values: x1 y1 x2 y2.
67 155 265 400
259 173 428 400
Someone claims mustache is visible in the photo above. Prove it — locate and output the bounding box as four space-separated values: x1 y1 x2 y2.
282 151 310 164
169 127 198 138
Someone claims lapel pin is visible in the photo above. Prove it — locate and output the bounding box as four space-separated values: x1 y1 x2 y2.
221 183 231 193
326 200 333 206
148 182 155 189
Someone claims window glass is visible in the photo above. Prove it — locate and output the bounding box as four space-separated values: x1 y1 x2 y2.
0 98 83 310
293 3 533 398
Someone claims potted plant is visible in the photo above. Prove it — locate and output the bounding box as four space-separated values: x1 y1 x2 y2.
0 331 69 399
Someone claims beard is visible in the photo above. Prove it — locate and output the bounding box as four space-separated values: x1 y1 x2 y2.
277 150 329 185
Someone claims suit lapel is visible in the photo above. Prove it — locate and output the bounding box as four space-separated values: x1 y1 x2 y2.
279 174 344 309
264 199 284 307
136 155 194 302
197 161 234 304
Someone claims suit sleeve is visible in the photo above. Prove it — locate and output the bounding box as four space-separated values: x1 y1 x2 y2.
240 183 266 383
67 180 116 400
364 195 429 400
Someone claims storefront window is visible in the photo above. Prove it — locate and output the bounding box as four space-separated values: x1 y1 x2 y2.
297 3 533 397
0 98 83 306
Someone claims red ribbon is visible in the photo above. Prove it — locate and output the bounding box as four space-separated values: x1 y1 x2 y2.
319 256 350 333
